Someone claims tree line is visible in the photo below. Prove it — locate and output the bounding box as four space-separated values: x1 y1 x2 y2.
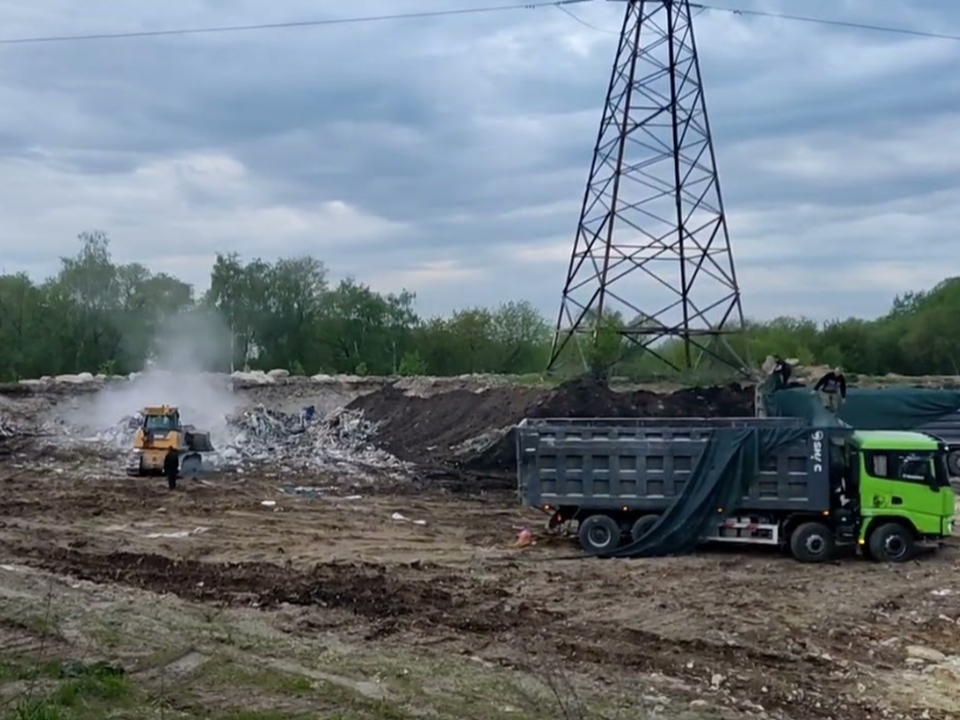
0 232 956 381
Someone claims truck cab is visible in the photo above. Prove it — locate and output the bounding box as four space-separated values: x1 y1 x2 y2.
851 430 955 561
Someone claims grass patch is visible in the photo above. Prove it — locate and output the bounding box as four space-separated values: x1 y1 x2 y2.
52 665 131 708
4 698 66 720
0 662 134 720
200 656 314 696
0 660 62 683
215 713 313 720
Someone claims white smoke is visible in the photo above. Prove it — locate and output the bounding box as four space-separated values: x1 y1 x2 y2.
72 309 240 447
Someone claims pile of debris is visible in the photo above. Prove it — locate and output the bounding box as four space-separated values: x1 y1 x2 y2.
37 402 405 479
218 405 403 474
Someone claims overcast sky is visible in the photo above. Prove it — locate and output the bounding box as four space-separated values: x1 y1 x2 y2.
0 0 956 323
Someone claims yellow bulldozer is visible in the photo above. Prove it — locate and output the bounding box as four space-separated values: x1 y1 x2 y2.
126 405 214 487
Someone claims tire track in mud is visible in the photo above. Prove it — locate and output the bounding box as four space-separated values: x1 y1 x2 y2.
3 545 558 635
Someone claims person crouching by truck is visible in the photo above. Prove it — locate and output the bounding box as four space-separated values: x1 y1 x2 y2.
814 367 847 413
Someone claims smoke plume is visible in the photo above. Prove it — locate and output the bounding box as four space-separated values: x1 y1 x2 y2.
77 309 239 445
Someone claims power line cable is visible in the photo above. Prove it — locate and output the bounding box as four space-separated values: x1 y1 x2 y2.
0 0 956 46
0 0 593 45
556 2 705 34
691 3 960 42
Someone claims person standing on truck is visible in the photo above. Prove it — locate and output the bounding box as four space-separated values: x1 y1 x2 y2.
772 355 792 389
814 367 847 413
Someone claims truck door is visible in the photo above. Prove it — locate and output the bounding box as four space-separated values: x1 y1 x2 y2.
861 450 945 535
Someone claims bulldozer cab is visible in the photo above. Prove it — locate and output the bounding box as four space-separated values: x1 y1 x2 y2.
141 406 182 433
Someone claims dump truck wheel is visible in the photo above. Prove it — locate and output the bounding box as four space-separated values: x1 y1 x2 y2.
630 514 659 541
577 514 621 555
948 450 960 478
180 453 202 478
867 522 915 563
789 522 835 563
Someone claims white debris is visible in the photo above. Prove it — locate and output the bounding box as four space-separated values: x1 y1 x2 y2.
906 646 947 663
391 512 427 526
40 402 406 479
230 370 275 385
0 416 16 437
143 526 210 539
55 372 95 384
216 405 404 474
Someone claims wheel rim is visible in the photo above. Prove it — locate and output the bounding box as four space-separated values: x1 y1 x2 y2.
884 535 906 559
805 535 825 555
588 526 611 547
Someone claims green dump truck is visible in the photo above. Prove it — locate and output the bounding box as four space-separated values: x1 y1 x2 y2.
516 418 955 563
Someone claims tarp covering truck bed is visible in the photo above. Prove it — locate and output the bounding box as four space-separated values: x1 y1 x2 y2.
517 417 955 563
762 381 960 432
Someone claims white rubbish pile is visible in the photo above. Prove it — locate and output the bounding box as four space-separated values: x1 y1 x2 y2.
218 405 403 474
40 402 403 477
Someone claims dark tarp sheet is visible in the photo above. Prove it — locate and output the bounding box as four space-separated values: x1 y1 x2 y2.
764 386 960 430
603 425 810 558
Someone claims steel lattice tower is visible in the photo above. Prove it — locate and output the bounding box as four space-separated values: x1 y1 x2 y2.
548 0 745 373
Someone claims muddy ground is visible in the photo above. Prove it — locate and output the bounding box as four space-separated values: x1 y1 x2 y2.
1 378 959 719
1 465 959 720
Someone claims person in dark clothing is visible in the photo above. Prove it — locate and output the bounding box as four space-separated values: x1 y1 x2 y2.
814 367 847 413
772 356 792 389
163 448 179 490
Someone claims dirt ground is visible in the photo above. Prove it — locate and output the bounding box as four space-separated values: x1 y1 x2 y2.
2 376 960 719
1 463 959 720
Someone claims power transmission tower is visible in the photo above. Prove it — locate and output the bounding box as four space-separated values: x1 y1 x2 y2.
548 0 746 374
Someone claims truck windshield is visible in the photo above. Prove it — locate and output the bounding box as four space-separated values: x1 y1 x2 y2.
866 450 947 488
144 415 176 432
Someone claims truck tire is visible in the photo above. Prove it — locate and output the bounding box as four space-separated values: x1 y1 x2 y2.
948 450 960 478
578 515 621 555
789 522 835 563
630 514 659 541
180 453 202 478
867 522 915 563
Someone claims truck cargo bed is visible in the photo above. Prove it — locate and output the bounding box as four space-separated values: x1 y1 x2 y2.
517 417 836 514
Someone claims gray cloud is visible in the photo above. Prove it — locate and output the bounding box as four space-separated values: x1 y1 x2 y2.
0 0 957 323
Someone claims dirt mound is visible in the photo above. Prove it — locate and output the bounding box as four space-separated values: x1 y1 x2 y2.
348 378 753 472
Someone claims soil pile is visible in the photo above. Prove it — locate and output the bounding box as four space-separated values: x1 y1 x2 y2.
348 378 753 472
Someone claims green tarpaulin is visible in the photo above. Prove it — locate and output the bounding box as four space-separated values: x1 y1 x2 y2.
603 425 811 558
764 386 960 430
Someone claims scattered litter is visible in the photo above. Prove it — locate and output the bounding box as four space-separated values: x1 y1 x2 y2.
261 500 277 507
391 512 427 526
279 485 328 498
143 526 210 539
514 527 535 548
931 589 954 597
0 417 16 437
